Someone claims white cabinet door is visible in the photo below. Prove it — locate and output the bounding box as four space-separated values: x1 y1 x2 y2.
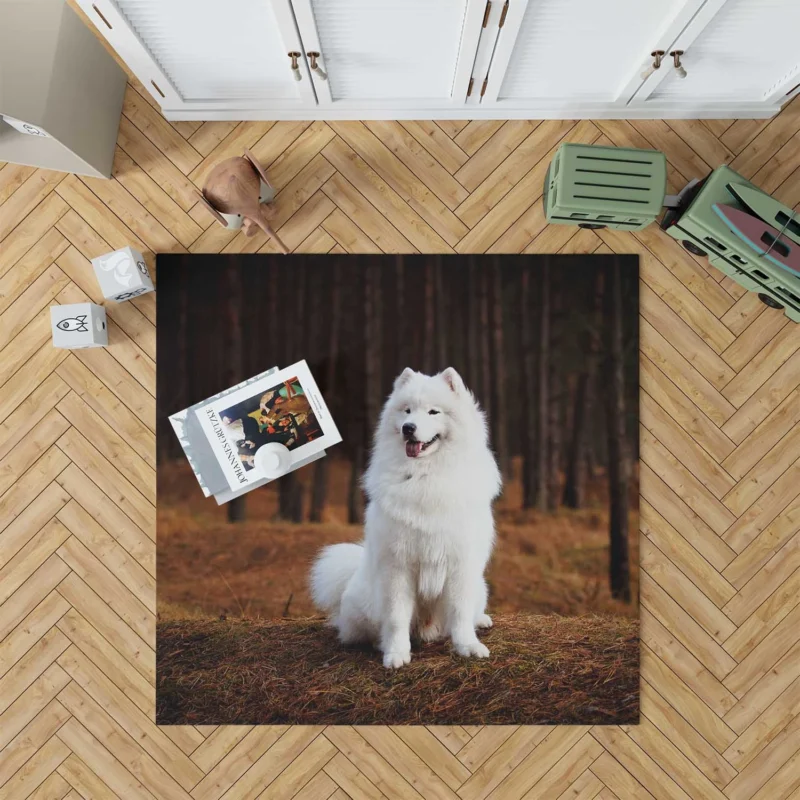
479 0 706 111
633 0 800 109
289 0 486 109
75 0 316 112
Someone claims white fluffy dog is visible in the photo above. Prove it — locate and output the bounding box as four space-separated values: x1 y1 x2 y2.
310 367 501 669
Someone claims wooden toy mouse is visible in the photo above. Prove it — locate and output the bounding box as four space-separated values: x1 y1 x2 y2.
197 148 289 254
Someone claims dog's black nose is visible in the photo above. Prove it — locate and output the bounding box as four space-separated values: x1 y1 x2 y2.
402 422 416 437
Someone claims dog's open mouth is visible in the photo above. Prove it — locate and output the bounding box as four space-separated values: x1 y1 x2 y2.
405 435 440 458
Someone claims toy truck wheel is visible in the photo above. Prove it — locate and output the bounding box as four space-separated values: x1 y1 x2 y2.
758 293 784 310
682 240 708 257
578 223 606 229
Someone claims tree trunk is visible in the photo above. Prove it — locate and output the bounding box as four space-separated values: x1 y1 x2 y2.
536 260 550 512
423 259 434 373
490 259 509 477
521 270 537 508
467 259 479 392
310 262 342 523
226 264 247 524
563 373 589 508
563 271 603 508
605 259 631 602
435 257 447 371
548 357 560 512
278 263 306 522
365 262 382 445
479 267 492 422
395 255 407 369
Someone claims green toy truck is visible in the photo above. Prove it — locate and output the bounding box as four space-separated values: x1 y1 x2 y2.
544 142 800 322
660 165 800 322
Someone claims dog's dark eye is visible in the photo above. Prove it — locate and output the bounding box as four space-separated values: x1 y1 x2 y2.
428 409 440 415
404 408 411 414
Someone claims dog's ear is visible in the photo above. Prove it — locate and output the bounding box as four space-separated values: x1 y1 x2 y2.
441 367 465 394
394 368 416 389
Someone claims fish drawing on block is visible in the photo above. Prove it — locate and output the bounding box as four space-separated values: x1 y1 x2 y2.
712 204 800 276
57 315 89 333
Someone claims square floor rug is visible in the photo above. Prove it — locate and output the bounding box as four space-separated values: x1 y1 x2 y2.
156 253 639 725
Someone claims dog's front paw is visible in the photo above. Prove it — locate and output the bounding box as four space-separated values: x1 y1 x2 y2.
475 614 493 629
383 650 412 669
454 640 490 659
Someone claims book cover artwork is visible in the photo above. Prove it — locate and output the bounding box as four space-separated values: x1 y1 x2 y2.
192 360 341 493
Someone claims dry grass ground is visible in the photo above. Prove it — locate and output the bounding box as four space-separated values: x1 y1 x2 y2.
157 613 639 725
157 458 638 724
157 457 639 621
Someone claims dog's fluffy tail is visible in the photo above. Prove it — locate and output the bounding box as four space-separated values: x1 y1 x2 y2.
310 543 362 614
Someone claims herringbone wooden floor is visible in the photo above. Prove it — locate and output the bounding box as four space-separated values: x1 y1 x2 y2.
2 66 800 798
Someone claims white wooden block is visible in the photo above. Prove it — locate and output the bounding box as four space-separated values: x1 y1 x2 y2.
50 303 108 349
91 246 154 302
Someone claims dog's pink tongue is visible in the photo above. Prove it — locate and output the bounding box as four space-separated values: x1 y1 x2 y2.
406 440 423 458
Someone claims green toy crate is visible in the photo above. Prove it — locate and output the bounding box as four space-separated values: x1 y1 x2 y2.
660 165 800 323
543 143 667 231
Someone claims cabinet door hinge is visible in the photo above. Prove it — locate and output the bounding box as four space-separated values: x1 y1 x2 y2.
467 77 475 97
499 0 509 27
482 0 491 27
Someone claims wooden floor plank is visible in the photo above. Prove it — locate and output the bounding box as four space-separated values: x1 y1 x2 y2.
641 391 736 499
57 500 155 611
0 163 37 206
639 680 737 790
111 148 203 249
58 646 203 790
454 119 576 228
721 389 800 480
56 571 154 683
364 120 469 210
0 193 69 277
0 665 70 754
641 427 737 537
457 121 597 251
116 116 201 212
640 357 735 464
590 726 693 800
641 644 737 752
0 264 70 350
721 349 800 445
121 85 202 176
0 229 68 317
641 501 736 608
722 462 800 553
399 121 469 174
454 121 539 192
642 607 738 718
56 720 156 800
724 567 800 662
263 121 336 192
55 427 154 536
0 170 66 243
0 591 70 680
324 131 460 250
57 681 192 800
56 392 154 499
187 122 239 158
